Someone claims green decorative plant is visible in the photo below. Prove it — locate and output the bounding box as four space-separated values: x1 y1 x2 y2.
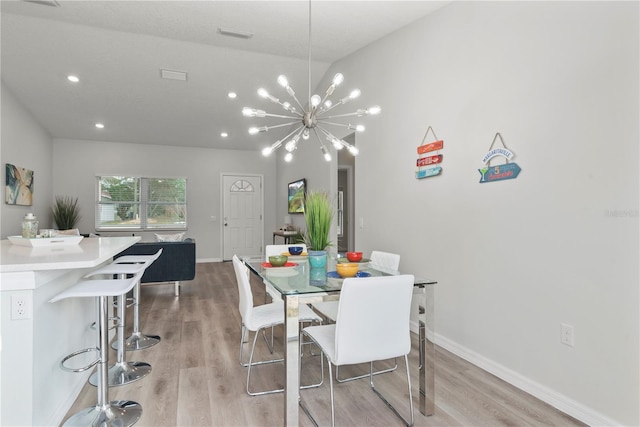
303 190 333 251
52 195 81 230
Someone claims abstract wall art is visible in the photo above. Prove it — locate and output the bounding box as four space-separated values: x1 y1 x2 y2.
5 163 34 206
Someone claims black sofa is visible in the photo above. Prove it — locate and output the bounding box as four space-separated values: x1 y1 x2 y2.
114 238 196 296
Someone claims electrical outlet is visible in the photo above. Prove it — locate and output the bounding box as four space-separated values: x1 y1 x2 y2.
561 323 574 347
11 294 32 320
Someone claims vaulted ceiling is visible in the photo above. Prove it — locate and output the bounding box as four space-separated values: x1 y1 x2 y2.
1 0 448 151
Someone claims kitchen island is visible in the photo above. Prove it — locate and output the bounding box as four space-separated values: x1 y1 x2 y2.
0 236 140 426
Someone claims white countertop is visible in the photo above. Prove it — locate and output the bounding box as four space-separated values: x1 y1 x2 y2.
0 236 141 273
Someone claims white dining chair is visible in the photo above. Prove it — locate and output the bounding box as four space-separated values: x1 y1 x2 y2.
301 274 415 427
369 250 401 274
311 250 402 382
313 250 401 322
232 255 322 396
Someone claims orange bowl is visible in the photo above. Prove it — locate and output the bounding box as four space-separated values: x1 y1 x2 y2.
336 263 358 278
346 251 363 262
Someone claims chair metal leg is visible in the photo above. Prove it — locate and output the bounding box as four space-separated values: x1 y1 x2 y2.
335 358 398 383
90 294 151 387
370 354 414 427
247 328 285 396
64 296 142 427
114 281 161 351
245 326 323 396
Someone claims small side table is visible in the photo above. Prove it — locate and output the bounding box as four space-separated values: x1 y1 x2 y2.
273 230 302 244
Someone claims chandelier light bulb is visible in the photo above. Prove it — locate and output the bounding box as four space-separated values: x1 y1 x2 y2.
332 73 344 86
284 152 294 162
349 89 361 100
248 127 261 135
321 146 331 162
310 94 321 108
262 146 273 156
348 145 359 156
277 75 289 88
242 107 254 117
330 137 343 150
324 100 332 108
302 128 310 140
356 124 365 132
285 140 296 152
368 105 382 115
257 88 269 98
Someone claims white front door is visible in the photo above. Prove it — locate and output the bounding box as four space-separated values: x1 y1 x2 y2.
222 174 263 261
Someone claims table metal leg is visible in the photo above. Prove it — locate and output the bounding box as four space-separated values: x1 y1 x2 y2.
284 295 300 426
419 285 435 416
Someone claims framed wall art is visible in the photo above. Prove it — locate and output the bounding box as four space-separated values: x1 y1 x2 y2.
288 178 306 214
5 163 34 206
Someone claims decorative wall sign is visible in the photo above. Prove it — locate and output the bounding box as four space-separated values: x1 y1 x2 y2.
478 133 521 183
416 126 444 179
5 163 34 206
416 154 443 167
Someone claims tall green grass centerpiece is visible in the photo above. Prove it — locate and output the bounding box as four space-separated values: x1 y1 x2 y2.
304 190 333 269
52 195 81 230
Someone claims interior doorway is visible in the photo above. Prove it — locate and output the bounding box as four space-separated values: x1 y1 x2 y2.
221 174 264 261
337 133 356 253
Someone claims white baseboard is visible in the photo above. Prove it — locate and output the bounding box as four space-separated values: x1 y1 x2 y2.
196 257 221 263
48 369 92 426
433 333 621 427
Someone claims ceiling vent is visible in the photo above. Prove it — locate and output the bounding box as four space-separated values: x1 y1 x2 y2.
217 27 254 40
160 69 188 81
22 0 61 7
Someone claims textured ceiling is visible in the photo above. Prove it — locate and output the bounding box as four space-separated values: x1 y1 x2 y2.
1 0 449 151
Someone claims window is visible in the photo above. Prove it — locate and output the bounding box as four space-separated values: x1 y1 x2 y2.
96 176 187 230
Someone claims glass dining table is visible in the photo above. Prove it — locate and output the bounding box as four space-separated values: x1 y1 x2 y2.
243 255 437 427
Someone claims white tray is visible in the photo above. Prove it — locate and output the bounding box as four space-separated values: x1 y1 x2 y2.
8 235 84 247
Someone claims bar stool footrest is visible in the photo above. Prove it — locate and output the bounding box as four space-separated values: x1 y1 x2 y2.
60 347 100 373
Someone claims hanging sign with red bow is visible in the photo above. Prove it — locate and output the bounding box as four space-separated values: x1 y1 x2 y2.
415 126 444 179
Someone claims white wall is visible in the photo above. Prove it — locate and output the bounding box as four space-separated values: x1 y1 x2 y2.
0 82 53 238
52 139 277 261
322 1 638 425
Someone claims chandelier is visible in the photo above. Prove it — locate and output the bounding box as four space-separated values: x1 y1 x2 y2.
242 1 381 163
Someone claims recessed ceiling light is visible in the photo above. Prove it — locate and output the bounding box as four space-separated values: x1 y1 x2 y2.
67 75 79 83
221 132 229 138
95 123 104 129
228 92 237 99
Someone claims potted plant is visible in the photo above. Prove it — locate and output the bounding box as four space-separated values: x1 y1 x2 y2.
52 195 81 231
303 190 333 268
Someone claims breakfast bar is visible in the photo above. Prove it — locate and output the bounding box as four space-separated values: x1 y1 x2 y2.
0 236 140 426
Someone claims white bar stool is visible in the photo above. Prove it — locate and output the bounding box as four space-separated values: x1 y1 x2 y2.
112 249 163 350
84 262 153 387
49 272 144 427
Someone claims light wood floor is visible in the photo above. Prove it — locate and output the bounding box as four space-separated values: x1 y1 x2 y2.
63 262 585 426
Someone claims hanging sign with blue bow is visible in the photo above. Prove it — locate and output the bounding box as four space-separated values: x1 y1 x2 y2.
478 132 521 183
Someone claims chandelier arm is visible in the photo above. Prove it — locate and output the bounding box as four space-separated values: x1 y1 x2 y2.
316 120 351 128
257 121 302 132
312 127 324 145
262 113 302 120
317 99 345 115
288 92 307 113
279 125 306 146
319 112 363 120
316 126 344 147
